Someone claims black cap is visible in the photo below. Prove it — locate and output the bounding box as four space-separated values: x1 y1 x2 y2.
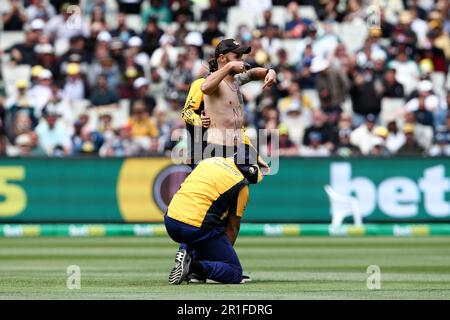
233 144 261 184
215 39 251 58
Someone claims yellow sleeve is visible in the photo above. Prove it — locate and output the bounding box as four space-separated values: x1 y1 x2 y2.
241 126 251 146
181 78 205 126
236 185 249 218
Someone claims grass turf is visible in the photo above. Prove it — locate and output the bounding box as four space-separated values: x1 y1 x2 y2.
1 236 450 299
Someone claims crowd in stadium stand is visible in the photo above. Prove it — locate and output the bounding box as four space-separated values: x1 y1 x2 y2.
0 0 449 158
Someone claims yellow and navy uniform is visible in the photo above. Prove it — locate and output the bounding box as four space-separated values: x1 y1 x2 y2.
182 78 207 165
167 157 249 229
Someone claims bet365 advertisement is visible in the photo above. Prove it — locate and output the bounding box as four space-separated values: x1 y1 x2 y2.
0 158 449 223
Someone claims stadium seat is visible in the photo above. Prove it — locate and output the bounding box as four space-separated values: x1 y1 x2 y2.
298 5 317 20
0 1 11 13
1 63 31 96
342 97 353 116
447 72 450 90
380 98 405 126
226 7 258 38
324 184 363 227
125 14 143 33
240 81 262 102
71 99 91 119
430 71 446 97
105 0 119 12
279 38 306 66
0 31 25 51
336 20 368 53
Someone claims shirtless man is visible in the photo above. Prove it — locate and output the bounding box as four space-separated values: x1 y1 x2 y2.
200 38 277 170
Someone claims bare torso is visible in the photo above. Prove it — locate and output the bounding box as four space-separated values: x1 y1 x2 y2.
204 76 245 146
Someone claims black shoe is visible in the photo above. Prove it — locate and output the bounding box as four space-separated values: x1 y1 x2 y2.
188 273 252 284
168 249 191 285
240 274 252 283
187 273 206 284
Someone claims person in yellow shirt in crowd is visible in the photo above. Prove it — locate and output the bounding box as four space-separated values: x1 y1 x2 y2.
128 100 159 153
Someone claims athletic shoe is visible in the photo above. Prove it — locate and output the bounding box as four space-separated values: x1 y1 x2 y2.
240 274 252 283
187 273 252 284
168 249 191 285
187 273 206 284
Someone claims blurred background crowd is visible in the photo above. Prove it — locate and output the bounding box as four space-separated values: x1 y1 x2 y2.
0 0 449 158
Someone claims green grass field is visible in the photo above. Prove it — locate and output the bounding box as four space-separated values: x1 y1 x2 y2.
1 236 450 300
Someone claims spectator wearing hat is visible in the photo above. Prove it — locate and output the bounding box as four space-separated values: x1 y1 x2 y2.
369 126 391 157
350 114 377 155
4 80 39 138
427 13 450 61
311 56 350 120
404 80 442 127
63 63 89 101
127 36 151 72
150 33 179 69
14 131 45 157
385 120 406 154
128 100 160 154
110 39 126 67
111 12 137 43
274 123 298 156
333 127 360 157
71 125 104 156
35 109 72 156
278 81 312 117
34 43 61 81
281 100 312 147
299 131 330 157
44 84 74 134
27 69 54 118
142 0 172 25
396 123 425 156
131 77 157 115
184 34 205 79
2 0 28 31
118 67 140 99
